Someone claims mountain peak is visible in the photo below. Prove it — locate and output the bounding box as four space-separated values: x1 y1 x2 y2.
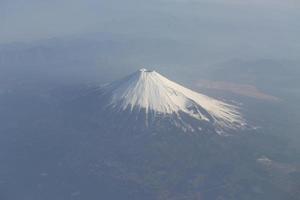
93 69 245 133
138 68 154 73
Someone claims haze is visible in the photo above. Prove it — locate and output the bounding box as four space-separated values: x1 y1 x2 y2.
1 0 300 61
1 1 300 199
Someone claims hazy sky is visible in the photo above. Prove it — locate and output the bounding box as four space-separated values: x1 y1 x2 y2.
1 0 300 59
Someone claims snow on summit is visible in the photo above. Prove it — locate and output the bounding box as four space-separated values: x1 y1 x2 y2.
97 68 245 131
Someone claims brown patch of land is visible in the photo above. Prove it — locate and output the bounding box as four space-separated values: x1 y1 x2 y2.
196 80 279 101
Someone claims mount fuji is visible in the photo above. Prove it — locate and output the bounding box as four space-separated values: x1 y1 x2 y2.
79 69 245 134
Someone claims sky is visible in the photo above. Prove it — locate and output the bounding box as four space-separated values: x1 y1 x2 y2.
0 0 300 60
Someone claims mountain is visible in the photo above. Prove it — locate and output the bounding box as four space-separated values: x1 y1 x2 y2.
1 66 299 200
77 69 245 134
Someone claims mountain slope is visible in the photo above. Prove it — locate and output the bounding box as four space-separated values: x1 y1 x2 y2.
85 69 245 133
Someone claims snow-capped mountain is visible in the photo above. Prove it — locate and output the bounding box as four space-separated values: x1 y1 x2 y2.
83 69 245 134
